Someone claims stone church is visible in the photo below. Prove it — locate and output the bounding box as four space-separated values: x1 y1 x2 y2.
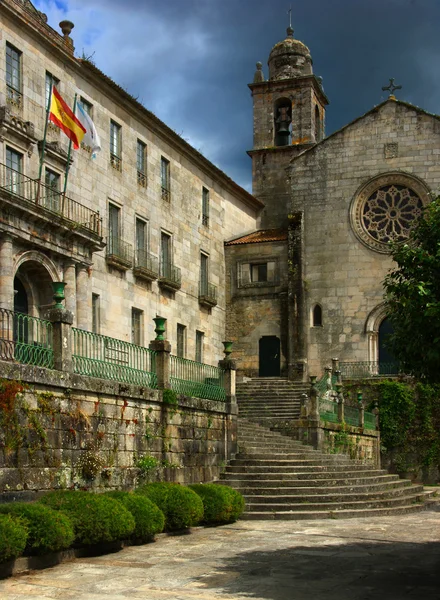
225 25 440 380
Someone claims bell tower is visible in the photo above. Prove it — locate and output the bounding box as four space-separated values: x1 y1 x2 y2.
248 26 329 228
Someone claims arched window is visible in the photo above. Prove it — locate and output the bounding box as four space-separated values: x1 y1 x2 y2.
312 304 322 327
314 105 321 142
274 98 292 146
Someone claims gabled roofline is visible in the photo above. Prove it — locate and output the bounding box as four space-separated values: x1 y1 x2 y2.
290 98 440 163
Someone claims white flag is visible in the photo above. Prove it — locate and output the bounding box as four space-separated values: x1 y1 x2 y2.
75 102 101 156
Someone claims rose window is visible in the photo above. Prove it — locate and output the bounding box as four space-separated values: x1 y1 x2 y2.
362 184 423 244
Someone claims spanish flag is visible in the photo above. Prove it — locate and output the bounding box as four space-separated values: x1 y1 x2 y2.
49 86 86 149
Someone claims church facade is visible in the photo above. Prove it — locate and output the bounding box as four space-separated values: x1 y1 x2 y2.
225 26 440 379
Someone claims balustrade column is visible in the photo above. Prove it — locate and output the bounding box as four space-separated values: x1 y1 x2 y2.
0 233 14 310
76 266 91 331
64 262 77 327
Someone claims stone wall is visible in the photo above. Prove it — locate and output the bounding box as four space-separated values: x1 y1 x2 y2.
0 362 237 502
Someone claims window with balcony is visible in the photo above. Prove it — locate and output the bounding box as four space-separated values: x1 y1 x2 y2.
131 308 144 346
45 71 60 108
137 140 147 187
6 43 22 108
110 120 122 170
202 187 209 227
133 217 158 280
177 323 186 358
199 252 217 307
159 231 181 291
92 294 100 333
195 330 204 363
44 168 61 212
106 203 132 269
161 157 170 201
5 146 23 194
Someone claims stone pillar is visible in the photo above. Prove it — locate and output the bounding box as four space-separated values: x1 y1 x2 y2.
76 266 91 331
64 262 77 327
149 339 171 389
219 359 237 405
357 392 365 429
49 307 73 372
336 384 344 423
309 376 319 421
0 233 14 311
219 358 238 461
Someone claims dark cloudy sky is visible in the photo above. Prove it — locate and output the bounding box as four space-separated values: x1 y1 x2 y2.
35 0 440 191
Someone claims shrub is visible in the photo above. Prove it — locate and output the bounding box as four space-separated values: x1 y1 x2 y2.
0 502 74 555
189 484 245 524
0 514 28 562
105 491 165 542
135 483 204 531
39 491 135 546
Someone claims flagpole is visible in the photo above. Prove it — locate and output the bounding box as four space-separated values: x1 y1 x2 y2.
37 78 53 204
62 93 77 202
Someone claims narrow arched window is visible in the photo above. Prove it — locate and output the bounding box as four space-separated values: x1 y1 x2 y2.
314 105 321 142
312 304 322 327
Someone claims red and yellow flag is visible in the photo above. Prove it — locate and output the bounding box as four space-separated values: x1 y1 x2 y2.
49 86 86 149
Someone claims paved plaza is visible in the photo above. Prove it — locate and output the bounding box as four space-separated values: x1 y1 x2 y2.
0 509 439 600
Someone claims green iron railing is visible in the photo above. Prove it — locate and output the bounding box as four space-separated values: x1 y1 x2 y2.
72 328 157 388
319 398 339 423
344 405 360 428
0 307 54 368
170 354 225 401
0 162 101 235
339 361 400 379
364 411 377 430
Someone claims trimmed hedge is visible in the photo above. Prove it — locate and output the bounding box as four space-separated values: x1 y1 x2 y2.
0 502 74 555
105 491 165 542
0 514 28 563
135 483 204 531
189 484 245 524
39 491 135 546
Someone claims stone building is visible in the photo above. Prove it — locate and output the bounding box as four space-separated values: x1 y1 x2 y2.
0 0 262 367
225 26 440 379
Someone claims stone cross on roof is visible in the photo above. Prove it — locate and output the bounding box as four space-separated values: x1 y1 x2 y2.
382 78 402 98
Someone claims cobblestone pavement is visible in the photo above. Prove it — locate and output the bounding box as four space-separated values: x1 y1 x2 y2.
1 510 440 600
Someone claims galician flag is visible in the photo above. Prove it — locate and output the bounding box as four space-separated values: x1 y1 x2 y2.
49 86 86 149
75 102 102 156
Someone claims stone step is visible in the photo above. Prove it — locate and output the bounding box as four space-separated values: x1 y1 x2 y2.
230 480 413 495
240 504 427 520
221 469 391 481
229 457 358 467
244 492 426 512
224 467 384 476
218 474 402 487
242 485 425 504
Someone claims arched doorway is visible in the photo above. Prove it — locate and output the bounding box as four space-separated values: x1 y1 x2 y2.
13 255 57 319
378 317 398 374
259 336 280 377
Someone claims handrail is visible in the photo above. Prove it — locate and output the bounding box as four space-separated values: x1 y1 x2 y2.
170 354 225 401
0 307 54 368
0 162 101 235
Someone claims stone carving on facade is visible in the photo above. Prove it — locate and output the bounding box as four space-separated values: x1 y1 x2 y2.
0 104 36 153
350 172 431 253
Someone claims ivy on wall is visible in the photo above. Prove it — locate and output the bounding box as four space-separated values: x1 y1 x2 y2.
345 380 440 481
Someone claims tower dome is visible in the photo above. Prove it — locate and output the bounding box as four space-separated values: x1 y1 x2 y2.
268 27 313 81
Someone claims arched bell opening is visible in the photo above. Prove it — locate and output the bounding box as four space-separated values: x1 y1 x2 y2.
274 97 292 147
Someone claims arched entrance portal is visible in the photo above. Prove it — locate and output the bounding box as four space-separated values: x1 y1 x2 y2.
378 317 398 374
14 258 56 319
259 336 280 377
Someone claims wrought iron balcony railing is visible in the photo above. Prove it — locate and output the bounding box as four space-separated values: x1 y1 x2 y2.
339 361 400 379
199 281 217 308
133 250 159 281
159 261 181 291
0 162 102 235
106 236 133 270
0 307 54 368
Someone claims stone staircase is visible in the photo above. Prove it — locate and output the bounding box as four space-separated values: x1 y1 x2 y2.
236 378 307 422
219 419 435 519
